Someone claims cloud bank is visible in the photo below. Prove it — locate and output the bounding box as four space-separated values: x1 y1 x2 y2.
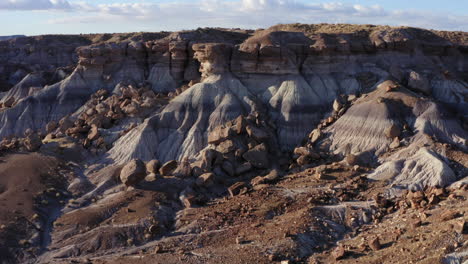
1 0 467 31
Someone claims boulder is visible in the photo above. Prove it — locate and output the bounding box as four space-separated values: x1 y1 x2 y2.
234 115 246 134
120 159 146 187
208 126 231 144
389 137 400 149
159 160 178 176
385 124 401 139
309 129 321 144
196 173 215 187
242 143 269 169
368 237 381 251
86 114 111 129
346 154 358 166
297 155 311 166
333 99 342 112
217 139 235 154
87 125 100 141
201 149 222 171
146 160 161 174
228 182 247 197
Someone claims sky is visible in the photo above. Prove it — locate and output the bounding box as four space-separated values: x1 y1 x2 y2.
0 0 466 36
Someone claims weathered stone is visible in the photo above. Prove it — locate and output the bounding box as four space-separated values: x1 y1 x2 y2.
201 149 222 171
389 137 400 149
385 124 401 139
159 160 178 176
309 129 321 144
332 245 346 260
217 139 235 154
86 114 111 129
368 237 381 251
297 155 311 166
242 143 269 169
346 154 358 166
294 146 312 157
228 182 246 197
196 173 215 187
174 158 192 178
120 159 146 187
146 160 161 174
87 125 100 141
145 173 157 182
454 220 468 234
333 99 342 112
234 115 246 134
208 126 231 144
439 210 459 221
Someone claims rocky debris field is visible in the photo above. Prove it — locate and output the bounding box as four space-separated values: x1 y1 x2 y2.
0 23 467 264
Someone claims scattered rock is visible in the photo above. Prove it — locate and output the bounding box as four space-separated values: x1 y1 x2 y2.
332 245 346 260
196 173 215 187
454 220 468 234
87 125 100 141
120 159 146 187
346 154 358 166
228 182 247 197
234 115 246 134
385 124 401 139
368 237 381 251
146 160 161 174
333 99 342 112
208 126 231 144
309 129 321 144
159 160 178 176
439 210 459 221
389 137 400 149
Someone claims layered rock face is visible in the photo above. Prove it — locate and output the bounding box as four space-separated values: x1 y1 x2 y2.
109 25 468 164
0 35 92 91
0 24 466 165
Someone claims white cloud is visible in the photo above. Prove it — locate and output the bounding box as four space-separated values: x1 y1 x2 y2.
0 0 71 10
3 0 466 31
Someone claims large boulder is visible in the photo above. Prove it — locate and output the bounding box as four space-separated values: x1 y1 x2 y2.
146 160 161 174
385 124 401 139
208 126 231 144
159 160 178 176
120 159 146 187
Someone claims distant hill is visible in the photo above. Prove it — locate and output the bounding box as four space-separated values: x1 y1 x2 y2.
0 35 26 41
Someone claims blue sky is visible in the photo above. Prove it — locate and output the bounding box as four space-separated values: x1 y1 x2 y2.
0 0 466 35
